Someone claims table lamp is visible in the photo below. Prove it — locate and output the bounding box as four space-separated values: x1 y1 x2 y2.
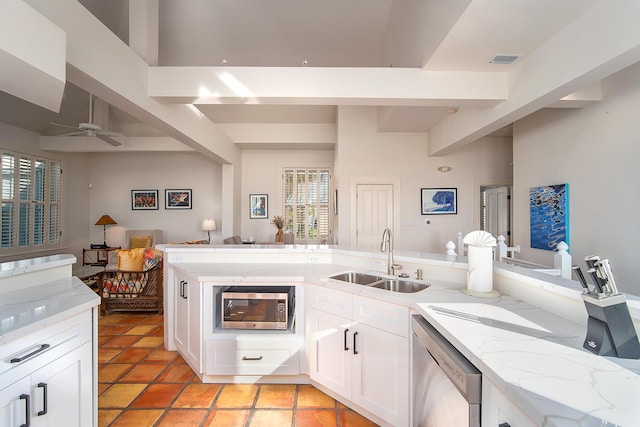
95 214 117 248
202 219 217 243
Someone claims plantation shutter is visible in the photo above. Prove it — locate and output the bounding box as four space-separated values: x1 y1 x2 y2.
283 168 331 243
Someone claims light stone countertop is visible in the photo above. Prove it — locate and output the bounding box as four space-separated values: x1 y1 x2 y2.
164 246 640 427
0 255 101 346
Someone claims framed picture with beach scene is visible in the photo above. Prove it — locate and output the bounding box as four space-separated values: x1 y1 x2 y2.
421 188 457 215
250 194 268 219
131 190 159 210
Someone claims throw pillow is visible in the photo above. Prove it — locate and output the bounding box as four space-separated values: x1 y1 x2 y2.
143 248 163 271
130 235 152 249
117 248 146 271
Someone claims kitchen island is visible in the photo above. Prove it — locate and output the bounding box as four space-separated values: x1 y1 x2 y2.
158 243 640 427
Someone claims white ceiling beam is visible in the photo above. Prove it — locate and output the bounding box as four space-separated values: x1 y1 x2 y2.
129 0 159 66
148 67 507 106
24 0 239 164
428 0 640 156
40 136 192 152
219 123 336 145
0 0 65 112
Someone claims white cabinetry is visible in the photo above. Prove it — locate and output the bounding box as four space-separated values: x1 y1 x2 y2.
306 285 409 427
482 377 537 427
203 283 303 379
0 311 94 427
173 270 202 372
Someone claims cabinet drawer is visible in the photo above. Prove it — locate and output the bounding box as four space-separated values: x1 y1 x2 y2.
0 310 92 379
306 285 352 318
352 295 408 337
208 347 299 375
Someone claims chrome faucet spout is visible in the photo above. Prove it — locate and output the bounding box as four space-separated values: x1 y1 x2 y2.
380 228 401 275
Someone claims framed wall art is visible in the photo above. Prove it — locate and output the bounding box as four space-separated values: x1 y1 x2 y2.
165 189 192 209
529 183 568 251
250 194 268 219
421 188 457 215
131 190 159 210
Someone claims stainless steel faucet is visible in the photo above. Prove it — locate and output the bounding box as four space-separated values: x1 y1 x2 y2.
380 228 402 275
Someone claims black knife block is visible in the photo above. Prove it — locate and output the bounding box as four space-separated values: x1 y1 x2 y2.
582 293 640 359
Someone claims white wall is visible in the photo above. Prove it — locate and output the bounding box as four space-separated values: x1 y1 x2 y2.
513 62 640 294
89 151 223 246
240 149 334 243
335 106 513 252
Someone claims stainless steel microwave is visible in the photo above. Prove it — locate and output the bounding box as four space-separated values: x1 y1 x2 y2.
221 286 293 330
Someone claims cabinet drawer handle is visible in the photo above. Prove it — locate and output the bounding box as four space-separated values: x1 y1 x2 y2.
19 394 30 427
37 382 48 416
353 331 359 355
11 344 50 364
181 281 188 299
343 328 349 351
241 356 263 361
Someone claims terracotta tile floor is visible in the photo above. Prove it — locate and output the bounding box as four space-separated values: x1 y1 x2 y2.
98 312 379 427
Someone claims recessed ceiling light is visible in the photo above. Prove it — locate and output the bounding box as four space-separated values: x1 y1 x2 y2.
437 166 452 173
445 108 458 114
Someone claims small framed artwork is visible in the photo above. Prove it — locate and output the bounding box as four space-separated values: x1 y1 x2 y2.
530 183 568 251
250 194 268 219
165 189 192 209
131 189 159 210
421 188 457 215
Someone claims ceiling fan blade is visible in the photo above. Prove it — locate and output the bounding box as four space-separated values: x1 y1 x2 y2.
50 122 81 131
99 130 125 138
59 131 86 137
96 134 122 147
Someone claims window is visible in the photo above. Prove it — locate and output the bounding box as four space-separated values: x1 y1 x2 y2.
1 150 62 254
283 168 331 242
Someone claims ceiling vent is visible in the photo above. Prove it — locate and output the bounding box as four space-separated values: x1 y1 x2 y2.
489 54 521 65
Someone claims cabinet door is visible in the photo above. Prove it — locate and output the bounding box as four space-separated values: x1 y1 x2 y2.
185 279 202 372
173 274 189 353
173 273 202 372
30 342 93 427
307 308 352 398
351 323 409 427
0 377 31 427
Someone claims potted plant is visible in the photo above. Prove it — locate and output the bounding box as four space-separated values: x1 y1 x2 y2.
271 215 285 242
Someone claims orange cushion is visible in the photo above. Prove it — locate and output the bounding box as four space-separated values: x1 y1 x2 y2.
130 235 152 249
117 248 146 271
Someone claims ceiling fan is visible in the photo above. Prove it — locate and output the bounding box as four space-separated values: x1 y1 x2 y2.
50 94 124 146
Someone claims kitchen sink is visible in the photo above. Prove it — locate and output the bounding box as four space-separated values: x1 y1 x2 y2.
330 272 430 293
329 272 382 285
373 279 430 293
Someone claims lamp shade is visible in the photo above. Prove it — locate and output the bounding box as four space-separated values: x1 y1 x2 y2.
202 219 217 231
95 214 117 226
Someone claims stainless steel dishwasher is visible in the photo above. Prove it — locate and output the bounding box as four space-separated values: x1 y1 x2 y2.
412 315 482 427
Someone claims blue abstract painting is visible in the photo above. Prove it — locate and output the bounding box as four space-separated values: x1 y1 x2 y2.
529 184 568 251
421 188 457 215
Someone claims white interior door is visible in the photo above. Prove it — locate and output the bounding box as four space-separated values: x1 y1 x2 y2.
356 184 393 248
485 186 510 245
